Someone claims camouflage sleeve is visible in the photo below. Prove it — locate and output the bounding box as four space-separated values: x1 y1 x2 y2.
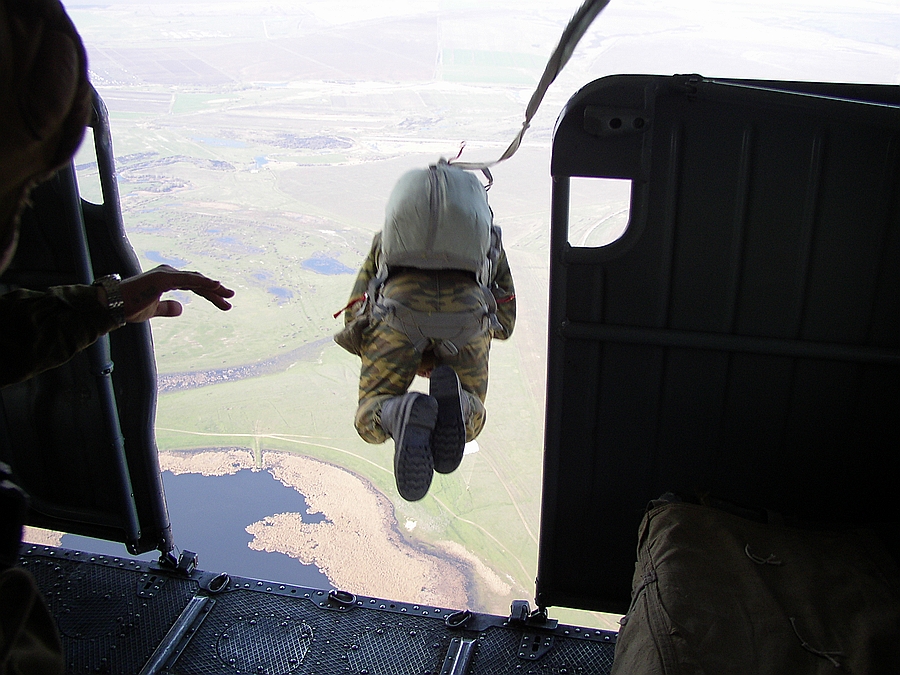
343 231 382 325
490 229 516 340
0 284 118 387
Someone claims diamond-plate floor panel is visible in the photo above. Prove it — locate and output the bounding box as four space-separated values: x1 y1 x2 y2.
19 545 617 675
19 546 199 674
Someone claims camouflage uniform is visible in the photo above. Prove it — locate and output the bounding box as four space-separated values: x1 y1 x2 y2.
0 286 118 387
343 231 515 445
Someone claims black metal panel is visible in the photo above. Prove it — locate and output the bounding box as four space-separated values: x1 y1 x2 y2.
19 546 617 675
0 89 169 554
538 75 900 614
174 578 617 674
19 546 198 674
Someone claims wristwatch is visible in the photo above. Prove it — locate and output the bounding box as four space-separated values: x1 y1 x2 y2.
93 273 126 327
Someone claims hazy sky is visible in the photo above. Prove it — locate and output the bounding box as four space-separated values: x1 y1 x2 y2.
61 0 900 87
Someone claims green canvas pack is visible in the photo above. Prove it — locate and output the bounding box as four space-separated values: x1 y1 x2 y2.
611 501 900 675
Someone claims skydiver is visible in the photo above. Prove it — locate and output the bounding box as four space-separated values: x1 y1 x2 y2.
336 160 515 502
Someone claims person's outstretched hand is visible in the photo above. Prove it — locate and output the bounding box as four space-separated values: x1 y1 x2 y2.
119 265 234 323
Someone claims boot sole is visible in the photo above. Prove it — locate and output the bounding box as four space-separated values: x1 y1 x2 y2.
429 366 466 474
393 394 438 501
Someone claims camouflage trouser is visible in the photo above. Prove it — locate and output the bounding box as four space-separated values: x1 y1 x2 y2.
354 270 491 444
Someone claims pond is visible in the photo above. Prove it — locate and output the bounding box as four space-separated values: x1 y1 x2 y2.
301 257 355 275
61 469 333 590
145 250 189 267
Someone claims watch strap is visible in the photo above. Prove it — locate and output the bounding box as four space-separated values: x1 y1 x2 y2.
93 274 126 327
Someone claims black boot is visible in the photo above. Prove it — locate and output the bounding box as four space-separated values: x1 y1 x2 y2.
379 393 438 501
429 366 467 474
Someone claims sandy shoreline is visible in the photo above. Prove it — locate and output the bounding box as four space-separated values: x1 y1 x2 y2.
159 448 488 609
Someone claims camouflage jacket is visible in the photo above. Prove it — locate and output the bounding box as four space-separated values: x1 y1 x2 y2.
0 285 118 387
337 230 516 354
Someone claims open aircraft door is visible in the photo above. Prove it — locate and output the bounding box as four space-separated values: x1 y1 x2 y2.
6 88 622 675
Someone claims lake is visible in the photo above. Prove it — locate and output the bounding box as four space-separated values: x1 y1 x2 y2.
301 257 355 275
61 469 333 590
144 250 189 267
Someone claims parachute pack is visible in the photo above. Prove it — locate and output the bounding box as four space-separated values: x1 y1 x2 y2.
367 160 503 357
380 160 494 286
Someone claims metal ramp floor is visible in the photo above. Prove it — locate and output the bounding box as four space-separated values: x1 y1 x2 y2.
18 545 617 674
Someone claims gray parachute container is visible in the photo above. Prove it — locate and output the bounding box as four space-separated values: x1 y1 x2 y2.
381 160 492 284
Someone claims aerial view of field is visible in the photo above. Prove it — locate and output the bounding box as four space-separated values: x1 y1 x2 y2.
58 0 898 631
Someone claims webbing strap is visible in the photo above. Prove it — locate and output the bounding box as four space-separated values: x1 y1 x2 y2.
448 0 611 180
375 297 492 356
